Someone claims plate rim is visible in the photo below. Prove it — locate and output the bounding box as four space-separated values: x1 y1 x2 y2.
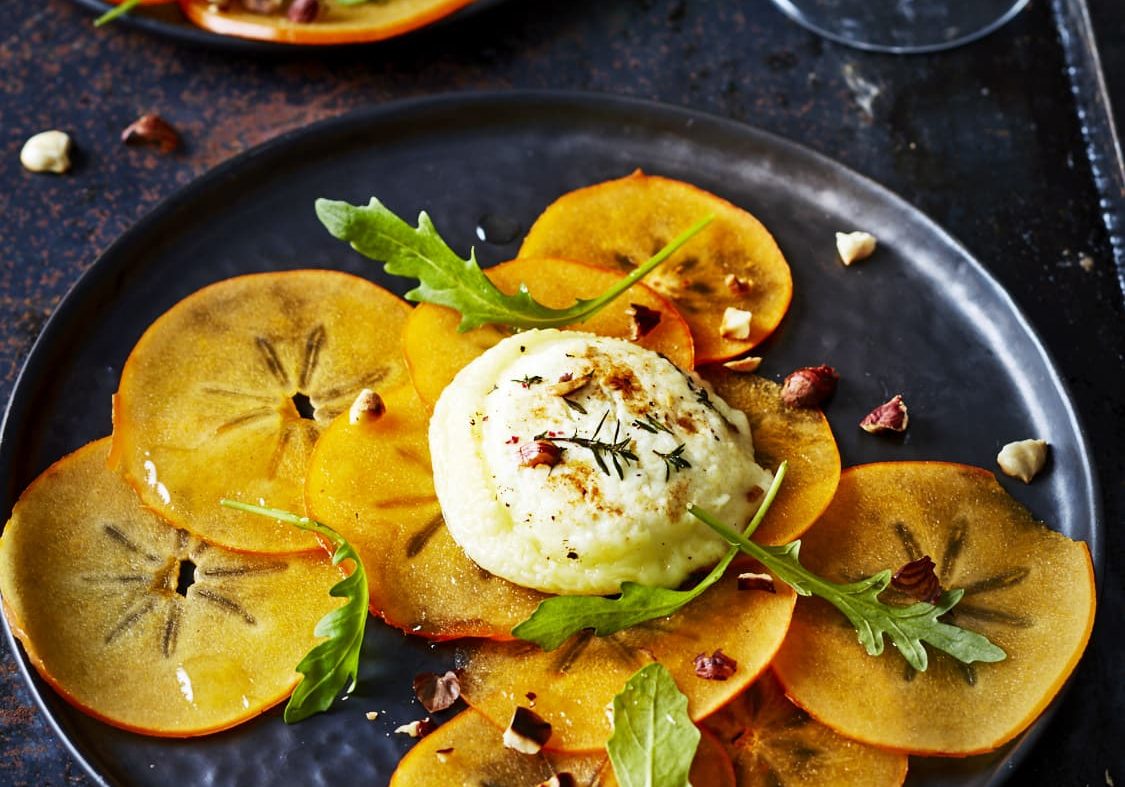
0 89 1105 787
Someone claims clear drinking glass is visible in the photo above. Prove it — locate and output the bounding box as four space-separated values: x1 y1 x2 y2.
769 0 1030 54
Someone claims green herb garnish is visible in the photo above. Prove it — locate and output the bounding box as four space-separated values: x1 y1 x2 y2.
607 664 699 787
632 414 673 435
688 506 1007 671
94 0 140 26
511 464 787 650
537 409 638 480
513 374 544 388
220 499 369 722
315 197 712 332
654 443 691 480
562 397 587 414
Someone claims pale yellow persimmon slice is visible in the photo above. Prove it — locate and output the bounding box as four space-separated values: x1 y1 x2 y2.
402 257 694 407
518 171 793 364
458 558 797 753
304 384 546 640
110 270 410 554
702 369 840 545
389 707 735 786
0 439 343 737
704 673 908 786
771 462 1096 756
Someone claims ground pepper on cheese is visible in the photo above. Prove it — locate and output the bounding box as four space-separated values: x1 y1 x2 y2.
429 330 772 595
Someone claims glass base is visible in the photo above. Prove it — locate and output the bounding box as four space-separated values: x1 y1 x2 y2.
769 0 1030 54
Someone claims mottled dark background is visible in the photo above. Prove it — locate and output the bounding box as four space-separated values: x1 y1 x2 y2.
1 0 1122 784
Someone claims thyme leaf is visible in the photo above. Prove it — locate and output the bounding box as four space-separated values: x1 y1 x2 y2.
654 443 691 481
538 409 638 479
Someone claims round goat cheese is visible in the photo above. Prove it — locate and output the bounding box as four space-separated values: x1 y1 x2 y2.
429 329 772 595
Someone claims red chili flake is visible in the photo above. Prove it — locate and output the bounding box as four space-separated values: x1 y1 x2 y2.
693 649 738 680
626 303 662 340
412 671 461 713
736 571 776 593
518 440 563 468
892 555 942 603
505 435 520 445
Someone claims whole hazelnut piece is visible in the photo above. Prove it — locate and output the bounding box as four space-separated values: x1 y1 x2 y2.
780 365 838 408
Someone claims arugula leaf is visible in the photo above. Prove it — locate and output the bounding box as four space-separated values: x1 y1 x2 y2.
220 499 369 723
607 663 699 787
94 0 140 26
688 507 1008 671
315 196 713 332
511 463 787 651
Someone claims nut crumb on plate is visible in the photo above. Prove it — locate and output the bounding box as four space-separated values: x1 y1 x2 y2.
997 439 1049 483
836 231 877 265
20 130 71 174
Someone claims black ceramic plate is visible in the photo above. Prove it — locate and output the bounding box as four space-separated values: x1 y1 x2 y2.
0 92 1102 786
69 0 508 53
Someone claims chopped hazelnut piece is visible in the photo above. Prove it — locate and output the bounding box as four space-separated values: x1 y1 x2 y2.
348 388 386 424
723 355 763 373
780 365 838 408
693 649 738 680
364 711 379 721
891 555 942 604
724 273 753 295
626 303 662 340
719 307 753 340
503 707 552 754
518 440 563 469
286 0 320 22
435 747 454 763
121 114 181 154
997 439 1049 483
537 775 577 787
20 130 71 174
412 670 461 713
859 394 908 434
836 231 877 265
394 718 433 738
736 571 776 593
547 372 592 396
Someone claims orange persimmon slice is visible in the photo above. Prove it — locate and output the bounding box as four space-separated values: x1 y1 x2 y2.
519 171 793 364
772 462 1096 756
704 673 908 787
702 369 840 545
389 708 735 786
178 0 474 45
403 256 694 407
110 270 410 554
458 558 797 753
0 439 343 736
304 384 546 640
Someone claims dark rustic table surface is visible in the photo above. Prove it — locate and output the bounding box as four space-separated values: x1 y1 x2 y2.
1 0 1122 785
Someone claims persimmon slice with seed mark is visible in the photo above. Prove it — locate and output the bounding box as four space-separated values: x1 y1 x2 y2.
111 270 409 553
402 257 694 407
519 171 793 364
704 673 907 787
0 439 343 736
178 0 474 45
702 369 841 545
457 558 796 752
304 384 546 640
771 462 1096 756
389 708 734 786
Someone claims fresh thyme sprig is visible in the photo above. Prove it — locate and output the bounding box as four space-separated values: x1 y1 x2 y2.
538 409 638 479
654 444 691 481
631 414 673 435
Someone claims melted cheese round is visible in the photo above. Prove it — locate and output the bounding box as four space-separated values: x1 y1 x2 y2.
429 330 772 595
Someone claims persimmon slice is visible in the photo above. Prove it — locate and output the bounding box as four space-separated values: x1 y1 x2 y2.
403 257 694 407
702 369 840 545
518 171 793 364
458 559 797 752
111 270 409 554
389 708 734 786
178 0 474 45
304 384 546 639
0 439 343 736
704 673 908 787
771 462 1096 756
